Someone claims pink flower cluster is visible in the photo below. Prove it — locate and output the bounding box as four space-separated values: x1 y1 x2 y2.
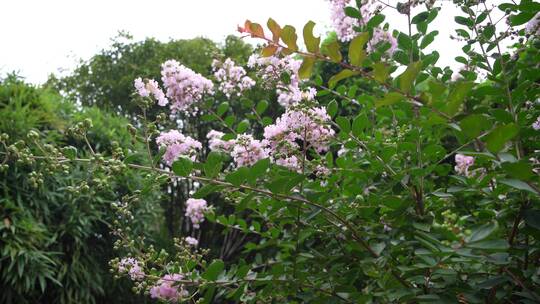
134 78 168 106
118 257 145 281
455 154 474 176
156 130 202 165
264 106 335 171
207 130 235 152
231 134 269 167
212 58 255 98
184 236 199 247
367 28 398 56
161 60 214 114
328 0 372 42
185 198 208 229
533 116 540 130
247 54 316 107
205 106 334 172
150 273 189 301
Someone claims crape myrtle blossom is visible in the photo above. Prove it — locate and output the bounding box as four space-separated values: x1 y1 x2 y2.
156 130 202 165
207 130 235 152
212 58 255 98
328 0 373 42
133 77 169 106
367 28 398 56
161 60 214 114
231 134 269 167
532 116 540 130
184 236 199 247
118 257 145 281
277 86 317 108
247 54 317 107
263 106 335 171
185 198 208 229
150 273 189 301
455 153 474 176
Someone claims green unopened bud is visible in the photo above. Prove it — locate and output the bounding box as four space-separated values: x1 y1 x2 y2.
27 130 40 140
83 118 93 128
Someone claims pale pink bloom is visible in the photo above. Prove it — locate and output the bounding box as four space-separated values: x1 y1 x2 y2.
276 155 301 172
328 0 373 42
455 154 474 176
263 106 335 171
532 116 540 130
185 198 208 229
367 28 398 56
156 130 202 165
207 130 235 152
118 257 145 281
231 134 268 167
161 60 214 114
184 236 199 247
248 54 313 108
212 58 255 98
133 77 169 106
150 273 189 301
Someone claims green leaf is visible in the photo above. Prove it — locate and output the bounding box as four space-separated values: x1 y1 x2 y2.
303 21 320 53
367 14 385 28
420 30 438 49
459 114 490 139
467 239 509 250
412 11 429 24
298 56 315 79
236 119 250 134
499 179 538 194
281 25 298 52
484 123 519 153
352 113 369 137
344 6 362 19
248 158 270 182
322 39 342 63
266 174 304 194
327 100 338 118
375 92 404 107
399 62 421 94
217 102 229 116
202 260 225 281
372 62 389 83
193 184 222 198
255 100 269 115
455 16 473 28
524 209 540 230
336 116 351 133
328 69 360 89
225 167 250 186
204 152 223 178
445 82 474 116
501 161 535 180
509 12 536 26
397 32 412 51
172 157 193 177
348 32 369 66
467 222 498 243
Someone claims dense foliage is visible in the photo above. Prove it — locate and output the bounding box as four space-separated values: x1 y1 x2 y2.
0 75 162 303
2 0 540 303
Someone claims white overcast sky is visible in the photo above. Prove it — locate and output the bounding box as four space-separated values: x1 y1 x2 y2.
1 0 509 84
